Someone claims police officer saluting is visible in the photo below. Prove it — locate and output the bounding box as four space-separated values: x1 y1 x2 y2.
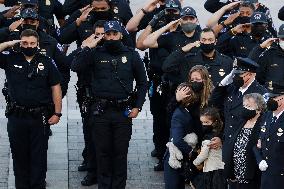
163 27 233 86
71 21 147 189
0 29 62 188
254 83 284 189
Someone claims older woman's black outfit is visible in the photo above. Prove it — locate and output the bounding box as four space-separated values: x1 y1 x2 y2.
223 115 265 189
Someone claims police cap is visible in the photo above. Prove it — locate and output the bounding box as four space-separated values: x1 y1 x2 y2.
278 24 284 38
250 12 268 24
21 0 38 5
180 6 197 18
21 8 38 20
165 0 181 10
234 57 259 73
104 21 122 33
264 81 284 98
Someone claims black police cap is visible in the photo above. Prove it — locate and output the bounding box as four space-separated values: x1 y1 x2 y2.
104 20 122 33
21 0 38 5
250 12 268 24
278 24 284 38
234 57 259 73
264 81 284 98
21 8 38 20
180 6 197 18
165 0 181 10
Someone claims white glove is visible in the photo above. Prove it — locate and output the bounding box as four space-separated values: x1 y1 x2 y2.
183 133 198 149
219 68 236 86
259 160 268 171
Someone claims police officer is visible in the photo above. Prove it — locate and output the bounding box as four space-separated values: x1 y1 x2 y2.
67 21 106 186
217 11 273 58
0 8 70 97
249 24 284 89
253 84 284 189
58 0 133 46
205 0 277 36
71 21 147 189
163 27 233 86
0 29 62 189
143 6 201 53
134 0 182 171
209 57 267 188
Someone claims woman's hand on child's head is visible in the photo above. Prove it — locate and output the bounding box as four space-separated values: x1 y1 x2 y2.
208 137 222 149
176 86 191 102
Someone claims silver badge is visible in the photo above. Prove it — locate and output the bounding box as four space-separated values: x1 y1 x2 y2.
122 56 127 63
38 63 44 71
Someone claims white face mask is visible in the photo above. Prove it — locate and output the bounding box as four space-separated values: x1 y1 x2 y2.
280 40 284 50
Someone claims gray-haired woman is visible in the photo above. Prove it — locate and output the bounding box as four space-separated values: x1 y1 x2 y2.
223 93 266 189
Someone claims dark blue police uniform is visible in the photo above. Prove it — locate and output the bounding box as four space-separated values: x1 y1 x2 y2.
0 49 61 189
71 21 147 189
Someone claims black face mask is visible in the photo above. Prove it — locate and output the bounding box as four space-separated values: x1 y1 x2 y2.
202 125 213 135
103 40 123 53
165 14 180 22
90 10 113 21
267 98 278 111
234 16 251 25
200 43 215 54
241 107 257 120
22 24 37 31
251 25 266 38
191 81 204 92
21 46 38 57
233 74 244 88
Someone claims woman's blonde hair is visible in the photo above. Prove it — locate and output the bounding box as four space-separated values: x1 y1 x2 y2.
188 65 214 109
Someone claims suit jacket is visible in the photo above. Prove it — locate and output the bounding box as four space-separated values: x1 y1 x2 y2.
254 111 284 176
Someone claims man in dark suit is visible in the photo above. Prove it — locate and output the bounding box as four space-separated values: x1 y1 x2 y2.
254 83 284 189
209 57 267 189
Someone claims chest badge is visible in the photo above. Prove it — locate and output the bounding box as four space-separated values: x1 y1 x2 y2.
40 49 47 55
38 63 45 71
122 56 127 64
277 132 283 137
219 69 225 77
14 65 22 68
261 126 266 133
278 128 283 133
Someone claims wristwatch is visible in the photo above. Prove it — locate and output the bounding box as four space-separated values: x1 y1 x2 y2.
54 113 62 118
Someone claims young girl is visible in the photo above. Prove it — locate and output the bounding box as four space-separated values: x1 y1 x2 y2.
193 107 226 189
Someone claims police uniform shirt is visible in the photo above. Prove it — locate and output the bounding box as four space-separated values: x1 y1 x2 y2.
157 30 200 53
0 50 61 107
71 45 147 109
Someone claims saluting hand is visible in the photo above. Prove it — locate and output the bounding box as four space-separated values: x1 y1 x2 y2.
81 34 104 49
5 40 22 48
182 41 200 52
9 18 23 32
260 38 278 48
3 5 21 19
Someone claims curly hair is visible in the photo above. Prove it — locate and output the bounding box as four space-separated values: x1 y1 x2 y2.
200 107 223 136
188 65 214 109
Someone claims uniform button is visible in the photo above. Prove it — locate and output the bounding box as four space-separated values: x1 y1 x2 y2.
266 157 268 160
229 135 232 138
230 126 232 128
267 138 270 141
231 116 234 118
266 148 268 151
281 173 284 176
